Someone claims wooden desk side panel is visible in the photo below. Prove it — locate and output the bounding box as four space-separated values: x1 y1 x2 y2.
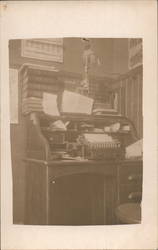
25 163 48 225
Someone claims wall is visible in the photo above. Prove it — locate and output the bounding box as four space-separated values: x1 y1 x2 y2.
9 38 128 75
62 38 116 76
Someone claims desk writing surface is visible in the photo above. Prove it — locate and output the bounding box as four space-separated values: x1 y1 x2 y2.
24 157 142 166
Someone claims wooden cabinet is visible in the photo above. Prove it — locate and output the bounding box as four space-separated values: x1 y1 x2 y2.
49 173 105 225
25 159 118 225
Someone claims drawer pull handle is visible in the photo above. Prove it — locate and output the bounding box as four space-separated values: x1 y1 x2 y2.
128 192 141 200
128 175 133 181
128 193 134 199
128 174 142 181
51 180 56 184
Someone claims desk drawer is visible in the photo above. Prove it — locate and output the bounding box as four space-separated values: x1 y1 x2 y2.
119 164 142 185
119 184 142 204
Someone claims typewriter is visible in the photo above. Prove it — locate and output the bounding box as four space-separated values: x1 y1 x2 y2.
25 110 137 161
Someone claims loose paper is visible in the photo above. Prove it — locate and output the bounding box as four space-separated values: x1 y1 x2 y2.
43 92 60 116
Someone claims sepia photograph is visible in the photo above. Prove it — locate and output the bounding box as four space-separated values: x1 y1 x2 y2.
1 0 157 249
9 38 143 226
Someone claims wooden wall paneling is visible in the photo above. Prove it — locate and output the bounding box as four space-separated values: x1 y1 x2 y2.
118 83 122 114
131 77 134 124
128 77 131 119
125 78 128 117
138 73 141 138
127 77 131 121
121 80 126 116
139 73 143 138
135 75 139 137
132 77 135 127
131 76 136 135
115 86 119 113
136 73 141 138
133 76 137 133
125 79 128 117
134 74 139 135
111 66 143 139
130 77 134 124
137 74 140 137
119 82 122 114
114 88 120 112
136 73 142 138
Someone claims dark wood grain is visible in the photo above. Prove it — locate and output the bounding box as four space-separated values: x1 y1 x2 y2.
25 162 48 225
24 159 142 225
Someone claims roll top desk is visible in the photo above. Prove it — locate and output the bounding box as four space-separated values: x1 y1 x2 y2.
19 64 142 225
